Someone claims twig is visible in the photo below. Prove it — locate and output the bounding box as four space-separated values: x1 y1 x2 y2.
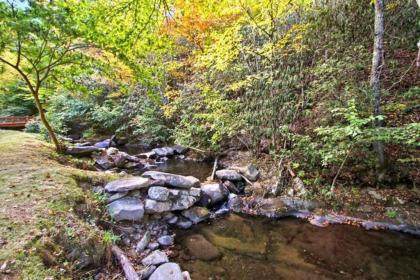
210 156 219 181
111 245 139 280
331 147 353 192
386 58 416 91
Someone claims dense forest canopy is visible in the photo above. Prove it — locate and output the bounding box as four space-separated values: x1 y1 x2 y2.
0 0 419 187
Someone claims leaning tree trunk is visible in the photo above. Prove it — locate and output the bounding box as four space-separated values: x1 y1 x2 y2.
370 0 386 179
32 90 63 152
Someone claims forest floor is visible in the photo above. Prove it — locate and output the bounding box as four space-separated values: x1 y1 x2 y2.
0 130 114 279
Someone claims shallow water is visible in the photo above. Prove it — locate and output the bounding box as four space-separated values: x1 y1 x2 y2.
175 214 420 280
120 146 213 181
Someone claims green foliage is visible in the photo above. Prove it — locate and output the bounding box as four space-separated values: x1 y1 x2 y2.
89 101 125 134
386 209 397 219
102 231 120 245
167 84 240 151
315 99 378 166
0 80 36 116
47 93 93 135
0 0 417 185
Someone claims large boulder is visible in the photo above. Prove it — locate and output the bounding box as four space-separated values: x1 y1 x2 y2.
148 186 170 201
152 147 175 157
201 183 229 205
142 171 200 189
215 169 242 181
183 234 220 261
105 177 152 193
107 197 144 221
141 250 168 266
182 207 210 224
149 263 183 280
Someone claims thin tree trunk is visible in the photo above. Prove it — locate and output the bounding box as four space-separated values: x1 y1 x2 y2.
32 91 63 152
370 0 386 175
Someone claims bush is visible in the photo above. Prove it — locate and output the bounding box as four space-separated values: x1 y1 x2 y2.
24 119 41 134
47 94 93 135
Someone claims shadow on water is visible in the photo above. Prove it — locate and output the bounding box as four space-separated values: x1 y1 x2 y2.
175 214 420 280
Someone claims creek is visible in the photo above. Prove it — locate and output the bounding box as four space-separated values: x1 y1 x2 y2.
112 146 420 280
175 213 420 279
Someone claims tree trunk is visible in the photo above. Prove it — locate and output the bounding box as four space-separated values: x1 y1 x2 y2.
32 91 63 152
370 0 386 176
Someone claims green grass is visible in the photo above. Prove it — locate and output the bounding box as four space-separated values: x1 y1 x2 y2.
0 130 115 279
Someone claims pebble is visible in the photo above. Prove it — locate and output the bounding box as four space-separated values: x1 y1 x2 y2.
158 235 174 246
148 242 160 250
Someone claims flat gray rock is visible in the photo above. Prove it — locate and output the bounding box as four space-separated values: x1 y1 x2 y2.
149 263 183 280
141 250 168 266
142 171 200 189
215 169 242 181
107 192 128 203
105 177 152 193
107 197 144 221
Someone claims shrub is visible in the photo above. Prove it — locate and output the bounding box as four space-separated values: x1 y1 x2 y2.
24 119 41 134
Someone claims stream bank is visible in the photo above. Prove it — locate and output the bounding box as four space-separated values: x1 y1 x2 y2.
69 137 420 279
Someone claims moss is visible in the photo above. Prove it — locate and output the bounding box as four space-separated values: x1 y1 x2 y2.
0 130 114 278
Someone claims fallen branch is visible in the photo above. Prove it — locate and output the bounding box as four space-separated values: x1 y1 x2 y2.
240 174 253 185
111 245 139 280
210 156 219 181
186 146 207 154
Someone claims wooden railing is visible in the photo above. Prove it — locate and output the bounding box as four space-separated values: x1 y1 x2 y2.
0 116 34 128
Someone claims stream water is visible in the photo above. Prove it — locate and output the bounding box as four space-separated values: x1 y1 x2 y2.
120 146 213 181
175 214 420 280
